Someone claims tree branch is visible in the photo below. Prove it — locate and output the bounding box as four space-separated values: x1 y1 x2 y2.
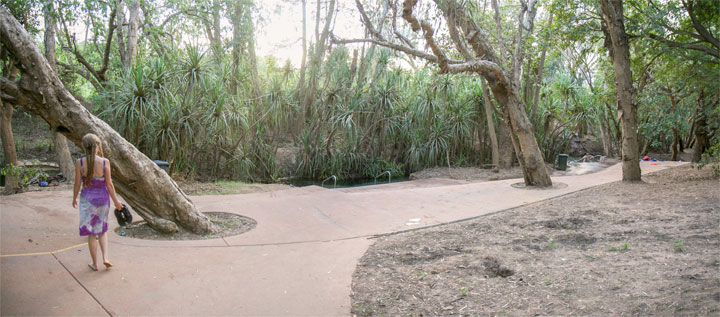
390 1 415 49
444 1 473 60
491 0 508 63
0 76 19 104
648 33 720 60
446 59 504 80
682 0 720 50
58 62 102 90
100 5 117 76
401 0 450 72
435 0 501 64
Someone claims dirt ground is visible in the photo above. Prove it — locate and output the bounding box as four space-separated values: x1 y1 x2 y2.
351 165 720 316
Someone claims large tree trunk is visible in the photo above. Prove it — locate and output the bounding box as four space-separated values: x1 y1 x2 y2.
45 1 74 181
1 99 21 194
490 82 548 184
600 0 641 182
1 55 20 194
0 8 215 234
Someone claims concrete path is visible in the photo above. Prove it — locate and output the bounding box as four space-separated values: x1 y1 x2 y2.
1 161 684 316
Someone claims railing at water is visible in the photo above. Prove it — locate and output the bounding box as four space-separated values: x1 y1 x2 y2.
374 171 391 184
321 175 337 188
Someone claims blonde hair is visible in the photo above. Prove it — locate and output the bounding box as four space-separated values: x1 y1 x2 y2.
81 133 104 185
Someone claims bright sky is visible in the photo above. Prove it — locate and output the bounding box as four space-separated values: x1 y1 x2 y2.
255 0 365 67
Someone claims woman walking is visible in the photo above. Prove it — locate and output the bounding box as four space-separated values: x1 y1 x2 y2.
72 133 123 271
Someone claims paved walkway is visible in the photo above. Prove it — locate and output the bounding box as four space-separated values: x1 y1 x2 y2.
0 161 684 316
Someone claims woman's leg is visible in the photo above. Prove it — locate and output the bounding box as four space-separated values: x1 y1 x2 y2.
98 232 112 267
88 235 98 270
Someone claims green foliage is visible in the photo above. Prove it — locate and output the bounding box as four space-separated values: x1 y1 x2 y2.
547 238 559 250
609 240 629 252
670 239 685 253
0 164 47 187
35 0 716 185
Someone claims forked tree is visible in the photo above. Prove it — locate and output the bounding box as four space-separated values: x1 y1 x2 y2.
335 0 553 186
0 7 216 234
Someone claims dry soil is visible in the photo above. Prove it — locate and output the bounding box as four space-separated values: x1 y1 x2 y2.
351 165 720 316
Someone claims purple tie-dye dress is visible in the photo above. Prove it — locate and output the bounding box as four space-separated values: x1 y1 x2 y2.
78 158 110 236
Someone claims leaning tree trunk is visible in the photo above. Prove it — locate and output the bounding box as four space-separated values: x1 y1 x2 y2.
0 8 215 234
600 0 641 182
490 81 550 185
443 0 552 186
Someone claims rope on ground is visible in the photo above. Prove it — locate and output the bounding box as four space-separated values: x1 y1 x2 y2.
0 243 86 258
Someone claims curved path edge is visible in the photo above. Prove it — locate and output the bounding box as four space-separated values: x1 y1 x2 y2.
1 161 685 315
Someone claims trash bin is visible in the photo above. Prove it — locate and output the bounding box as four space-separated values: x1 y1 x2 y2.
556 154 569 171
152 160 169 172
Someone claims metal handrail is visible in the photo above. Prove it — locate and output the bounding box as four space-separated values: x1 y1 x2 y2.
321 175 337 188
374 171 391 184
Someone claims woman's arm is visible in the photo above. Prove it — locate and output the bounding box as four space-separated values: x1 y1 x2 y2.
72 159 81 208
104 159 123 210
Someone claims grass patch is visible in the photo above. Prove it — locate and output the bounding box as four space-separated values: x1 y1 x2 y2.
670 239 685 252
608 240 629 252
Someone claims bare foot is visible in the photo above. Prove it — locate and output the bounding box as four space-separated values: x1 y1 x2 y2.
103 261 113 268
88 264 98 271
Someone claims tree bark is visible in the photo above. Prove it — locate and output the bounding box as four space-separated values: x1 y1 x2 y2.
480 79 500 169
600 0 641 182
497 119 515 169
229 2 260 98
599 110 614 157
45 0 75 181
125 0 140 68
246 15 262 99
0 8 215 234
692 112 708 163
671 128 679 161
1 99 20 194
1 50 20 193
231 5 242 95
203 0 223 61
